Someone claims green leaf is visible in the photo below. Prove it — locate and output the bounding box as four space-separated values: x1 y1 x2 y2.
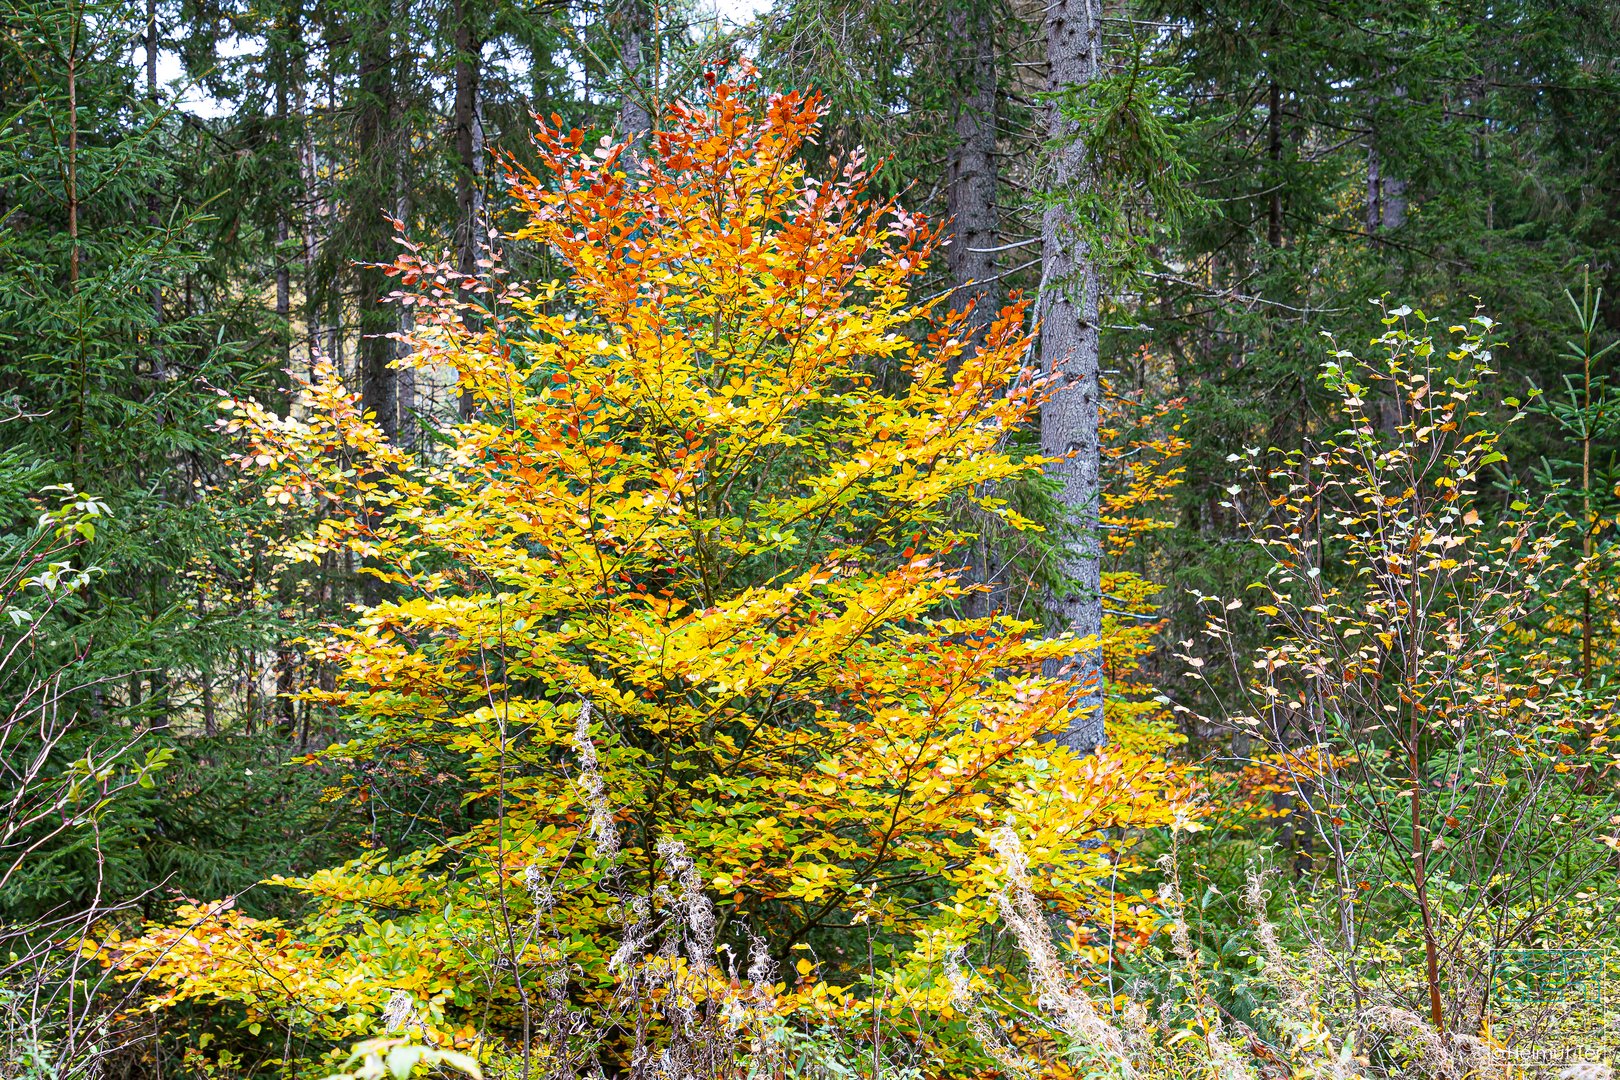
386 1045 422 1080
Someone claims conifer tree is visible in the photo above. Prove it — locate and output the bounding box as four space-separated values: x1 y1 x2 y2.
0 0 301 915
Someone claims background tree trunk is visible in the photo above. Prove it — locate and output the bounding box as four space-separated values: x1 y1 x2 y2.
1367 84 1408 233
1039 0 1105 753
617 0 651 142
145 0 164 380
453 0 485 420
274 20 292 372
353 0 398 439
1267 80 1282 249
945 0 999 354
946 0 1004 622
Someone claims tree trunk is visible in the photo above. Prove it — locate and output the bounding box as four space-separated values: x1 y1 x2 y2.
149 671 170 730
298 37 320 376
945 0 1000 355
276 643 297 739
397 143 416 448
946 0 1003 622
453 0 484 254
617 0 652 144
354 0 397 439
1267 81 1282 249
202 675 217 736
67 8 84 478
274 15 292 372
1039 0 1105 753
1380 88 1409 230
453 0 485 420
1366 148 1407 233
146 0 163 352
1367 86 1407 233
1380 173 1407 230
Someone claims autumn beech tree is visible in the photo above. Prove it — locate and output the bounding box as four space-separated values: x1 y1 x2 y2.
95 77 1186 1073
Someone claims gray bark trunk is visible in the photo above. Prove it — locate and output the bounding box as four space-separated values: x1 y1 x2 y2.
1380 173 1407 230
1365 143 1378 232
617 0 652 145
945 0 1000 353
1365 147 1408 233
1039 0 1105 753
1367 84 1408 233
946 0 1003 621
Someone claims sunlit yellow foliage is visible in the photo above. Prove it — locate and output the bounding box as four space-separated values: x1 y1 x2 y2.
94 77 1188 1070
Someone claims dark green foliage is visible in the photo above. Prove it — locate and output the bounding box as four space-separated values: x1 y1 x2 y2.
2 0 1620 1071
0 0 332 926
1121 0 1620 719
0 0 627 936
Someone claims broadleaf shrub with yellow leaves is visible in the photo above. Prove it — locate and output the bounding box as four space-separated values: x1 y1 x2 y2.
90 76 1190 1077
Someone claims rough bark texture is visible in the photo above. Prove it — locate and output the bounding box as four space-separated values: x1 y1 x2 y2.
617 0 651 144
1366 147 1408 232
945 0 1000 354
946 0 1003 621
275 36 291 369
1367 86 1408 233
1039 0 1105 753
295 30 319 377
453 0 484 420
354 0 397 439
453 0 485 264
1380 169 1407 229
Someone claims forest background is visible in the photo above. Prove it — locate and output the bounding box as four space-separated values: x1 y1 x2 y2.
3 0 1620 1077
